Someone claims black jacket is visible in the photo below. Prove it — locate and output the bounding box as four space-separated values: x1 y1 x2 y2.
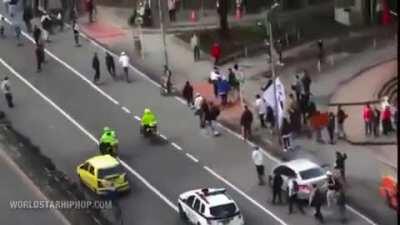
105 54 115 67
35 46 44 62
311 188 324 207
272 174 283 190
240 109 253 127
92 56 100 70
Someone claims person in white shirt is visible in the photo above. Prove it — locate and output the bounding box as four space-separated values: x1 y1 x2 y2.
194 93 204 127
190 33 200 61
118 52 130 83
209 67 220 98
254 94 266 128
251 146 265 185
1 76 13 108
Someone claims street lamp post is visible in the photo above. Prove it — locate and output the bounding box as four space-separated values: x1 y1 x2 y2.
157 0 169 69
266 2 281 137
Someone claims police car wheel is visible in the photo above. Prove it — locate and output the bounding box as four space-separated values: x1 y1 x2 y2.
178 204 188 221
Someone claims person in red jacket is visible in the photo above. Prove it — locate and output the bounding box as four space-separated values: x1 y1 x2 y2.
363 104 373 136
382 106 392 135
211 42 221 66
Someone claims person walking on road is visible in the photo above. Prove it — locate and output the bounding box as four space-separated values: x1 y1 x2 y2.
326 171 337 207
0 16 5 38
190 33 200 61
200 99 209 130
272 172 283 204
207 102 220 136
281 117 293 151
363 104 373 136
194 93 205 128
337 189 347 224
92 52 100 84
254 94 266 128
35 43 45 72
182 81 194 108
327 112 336 144
168 0 176 22
72 20 80 47
118 52 130 83
22 6 33 33
105 52 116 79
335 151 347 182
372 105 381 137
288 177 304 214
40 14 51 42
1 77 13 108
14 21 22 46
293 74 303 101
301 71 311 95
337 105 348 139
240 105 253 141
33 25 41 45
251 146 265 185
309 184 324 223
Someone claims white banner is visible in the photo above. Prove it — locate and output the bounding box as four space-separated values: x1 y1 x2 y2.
262 77 286 128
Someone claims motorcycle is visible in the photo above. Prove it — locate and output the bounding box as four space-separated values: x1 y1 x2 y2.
140 123 158 137
99 142 118 157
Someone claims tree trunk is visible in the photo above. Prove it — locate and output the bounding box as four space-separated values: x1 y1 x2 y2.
217 0 229 34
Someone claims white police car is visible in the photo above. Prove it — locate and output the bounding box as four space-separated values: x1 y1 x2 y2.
178 188 244 225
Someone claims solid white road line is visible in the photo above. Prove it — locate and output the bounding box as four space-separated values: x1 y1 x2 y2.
185 153 199 163
1 13 379 225
203 166 288 225
0 148 72 225
121 106 131 114
171 142 183 151
0 58 178 213
0 13 120 106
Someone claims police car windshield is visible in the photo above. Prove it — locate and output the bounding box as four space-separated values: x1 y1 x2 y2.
210 203 237 218
299 167 324 180
98 165 124 179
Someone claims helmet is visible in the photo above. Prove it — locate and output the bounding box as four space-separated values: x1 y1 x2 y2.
144 108 151 113
326 171 332 176
103 126 111 132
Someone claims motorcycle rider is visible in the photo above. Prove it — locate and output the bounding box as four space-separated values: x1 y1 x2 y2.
99 127 119 155
141 108 158 134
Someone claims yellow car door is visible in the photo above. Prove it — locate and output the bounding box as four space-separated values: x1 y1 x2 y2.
87 164 98 190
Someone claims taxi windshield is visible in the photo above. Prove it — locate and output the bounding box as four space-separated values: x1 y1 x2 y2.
98 165 124 179
210 203 238 218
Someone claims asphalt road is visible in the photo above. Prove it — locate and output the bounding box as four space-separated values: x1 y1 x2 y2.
0 148 70 225
0 7 395 225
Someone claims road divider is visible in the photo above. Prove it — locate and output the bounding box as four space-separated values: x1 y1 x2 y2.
171 142 183 151
185 153 199 163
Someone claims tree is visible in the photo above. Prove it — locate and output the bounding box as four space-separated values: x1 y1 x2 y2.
217 0 229 34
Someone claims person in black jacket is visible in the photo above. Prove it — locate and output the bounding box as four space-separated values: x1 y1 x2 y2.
335 151 347 182
35 43 45 72
105 52 116 79
240 105 253 141
33 25 41 45
92 52 100 84
309 184 324 223
272 172 283 204
182 81 194 108
22 7 33 33
281 117 292 151
327 112 336 144
207 102 220 136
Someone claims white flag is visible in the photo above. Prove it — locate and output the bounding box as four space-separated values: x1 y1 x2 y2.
262 77 286 128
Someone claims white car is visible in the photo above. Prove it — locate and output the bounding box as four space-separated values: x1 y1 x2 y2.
268 159 327 199
178 188 244 225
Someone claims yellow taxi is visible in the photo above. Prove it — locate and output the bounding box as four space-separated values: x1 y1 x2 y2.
77 155 130 195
